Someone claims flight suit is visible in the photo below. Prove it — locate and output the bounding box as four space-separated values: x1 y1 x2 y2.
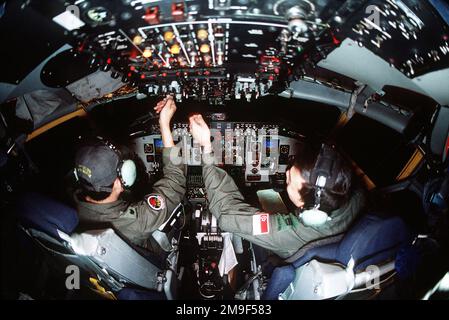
202 152 366 259
74 146 186 248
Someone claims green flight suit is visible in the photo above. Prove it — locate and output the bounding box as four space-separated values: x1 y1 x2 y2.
202 152 366 259
74 146 186 248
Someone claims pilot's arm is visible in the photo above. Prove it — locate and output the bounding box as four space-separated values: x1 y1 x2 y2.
201 149 366 259
200 150 307 258
189 115 298 257
204 150 367 257
150 95 186 218
125 97 186 238
189 114 265 224
190 114 365 259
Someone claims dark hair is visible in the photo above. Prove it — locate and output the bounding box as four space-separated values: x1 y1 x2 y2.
81 189 111 201
289 143 354 212
79 185 113 202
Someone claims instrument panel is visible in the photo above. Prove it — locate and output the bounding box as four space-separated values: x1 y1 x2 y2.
40 0 335 105
131 121 302 185
29 0 449 106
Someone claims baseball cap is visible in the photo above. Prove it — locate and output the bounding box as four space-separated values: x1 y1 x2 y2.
74 143 120 192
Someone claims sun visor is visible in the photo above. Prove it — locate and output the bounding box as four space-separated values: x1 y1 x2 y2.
354 86 437 137
66 70 125 103
280 79 352 110
14 89 78 129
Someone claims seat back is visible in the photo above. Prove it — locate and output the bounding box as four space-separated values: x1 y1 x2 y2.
263 213 413 300
334 214 412 271
15 192 176 299
60 229 164 291
16 192 79 240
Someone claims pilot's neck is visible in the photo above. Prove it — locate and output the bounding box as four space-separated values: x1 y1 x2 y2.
85 194 120 204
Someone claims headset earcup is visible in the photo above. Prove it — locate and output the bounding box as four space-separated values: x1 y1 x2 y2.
120 160 137 187
299 209 330 227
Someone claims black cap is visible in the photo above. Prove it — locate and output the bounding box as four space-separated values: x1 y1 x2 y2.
75 144 120 192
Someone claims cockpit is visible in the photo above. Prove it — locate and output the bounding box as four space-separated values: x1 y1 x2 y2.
1 0 449 302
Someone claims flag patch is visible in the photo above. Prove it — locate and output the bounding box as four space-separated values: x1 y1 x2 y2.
252 213 270 235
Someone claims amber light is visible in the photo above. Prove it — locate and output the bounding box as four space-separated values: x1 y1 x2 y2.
200 44 210 54
133 35 143 45
197 29 208 41
170 44 181 55
143 48 152 58
164 31 175 43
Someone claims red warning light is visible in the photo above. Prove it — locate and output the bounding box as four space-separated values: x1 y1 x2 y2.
129 50 138 59
260 56 280 66
144 6 160 25
331 32 341 46
106 58 112 64
130 66 136 71
171 3 184 21
140 74 146 79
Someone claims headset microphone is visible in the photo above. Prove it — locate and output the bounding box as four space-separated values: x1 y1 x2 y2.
299 144 338 227
299 176 332 227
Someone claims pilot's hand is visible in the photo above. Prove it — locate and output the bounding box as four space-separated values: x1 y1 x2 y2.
189 114 212 153
154 95 176 127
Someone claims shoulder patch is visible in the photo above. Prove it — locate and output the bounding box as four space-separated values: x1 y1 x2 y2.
146 194 165 211
252 213 270 235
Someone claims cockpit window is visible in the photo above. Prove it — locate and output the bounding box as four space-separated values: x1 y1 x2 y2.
337 114 416 187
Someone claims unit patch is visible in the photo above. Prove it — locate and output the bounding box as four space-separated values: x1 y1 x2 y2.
146 194 165 211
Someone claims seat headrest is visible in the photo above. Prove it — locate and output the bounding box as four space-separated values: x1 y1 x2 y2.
16 192 79 240
337 214 412 271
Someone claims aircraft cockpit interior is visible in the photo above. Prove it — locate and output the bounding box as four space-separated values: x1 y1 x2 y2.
1 0 449 302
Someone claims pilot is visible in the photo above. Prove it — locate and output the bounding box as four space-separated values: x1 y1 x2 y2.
189 114 366 259
72 96 186 249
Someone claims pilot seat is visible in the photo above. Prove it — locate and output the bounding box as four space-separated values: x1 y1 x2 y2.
15 192 180 300
262 213 415 300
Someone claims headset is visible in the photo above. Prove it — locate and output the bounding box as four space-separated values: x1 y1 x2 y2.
74 137 137 192
298 144 341 227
